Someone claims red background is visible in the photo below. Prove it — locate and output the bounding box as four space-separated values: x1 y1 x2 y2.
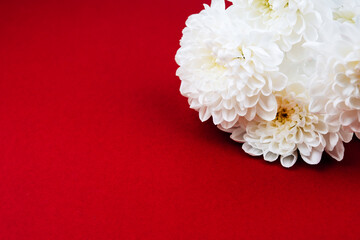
0 0 359 239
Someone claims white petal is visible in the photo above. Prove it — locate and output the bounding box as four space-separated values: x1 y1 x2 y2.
212 111 223 125
301 147 323 165
271 72 287 91
244 95 259 108
220 118 238 129
244 107 257 121
264 151 279 162
327 132 339 151
222 108 237 122
348 97 360 109
242 143 263 156
314 121 328 134
210 0 225 9
309 97 327 113
259 94 277 112
199 107 211 122
339 129 353 143
340 110 358 126
230 128 246 142
326 141 345 161
280 152 298 168
257 104 277 121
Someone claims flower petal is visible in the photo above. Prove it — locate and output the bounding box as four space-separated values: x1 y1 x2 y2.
280 152 298 168
301 147 323 165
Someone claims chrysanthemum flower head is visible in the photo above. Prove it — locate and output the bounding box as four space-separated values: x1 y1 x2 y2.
230 83 351 167
175 0 287 129
309 21 360 138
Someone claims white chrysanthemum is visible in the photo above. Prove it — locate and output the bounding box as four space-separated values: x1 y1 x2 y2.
229 83 351 168
175 0 287 129
228 0 326 51
309 23 360 138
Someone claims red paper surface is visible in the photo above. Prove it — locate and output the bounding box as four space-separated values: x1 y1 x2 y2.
0 0 359 239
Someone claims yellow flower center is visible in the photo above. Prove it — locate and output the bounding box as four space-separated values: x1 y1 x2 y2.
272 96 302 127
255 0 273 15
333 10 356 23
275 107 293 124
253 0 289 16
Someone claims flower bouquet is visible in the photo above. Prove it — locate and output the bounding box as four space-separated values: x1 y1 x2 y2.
175 0 360 167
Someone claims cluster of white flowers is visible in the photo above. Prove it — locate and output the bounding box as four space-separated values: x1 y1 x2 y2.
175 0 360 167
